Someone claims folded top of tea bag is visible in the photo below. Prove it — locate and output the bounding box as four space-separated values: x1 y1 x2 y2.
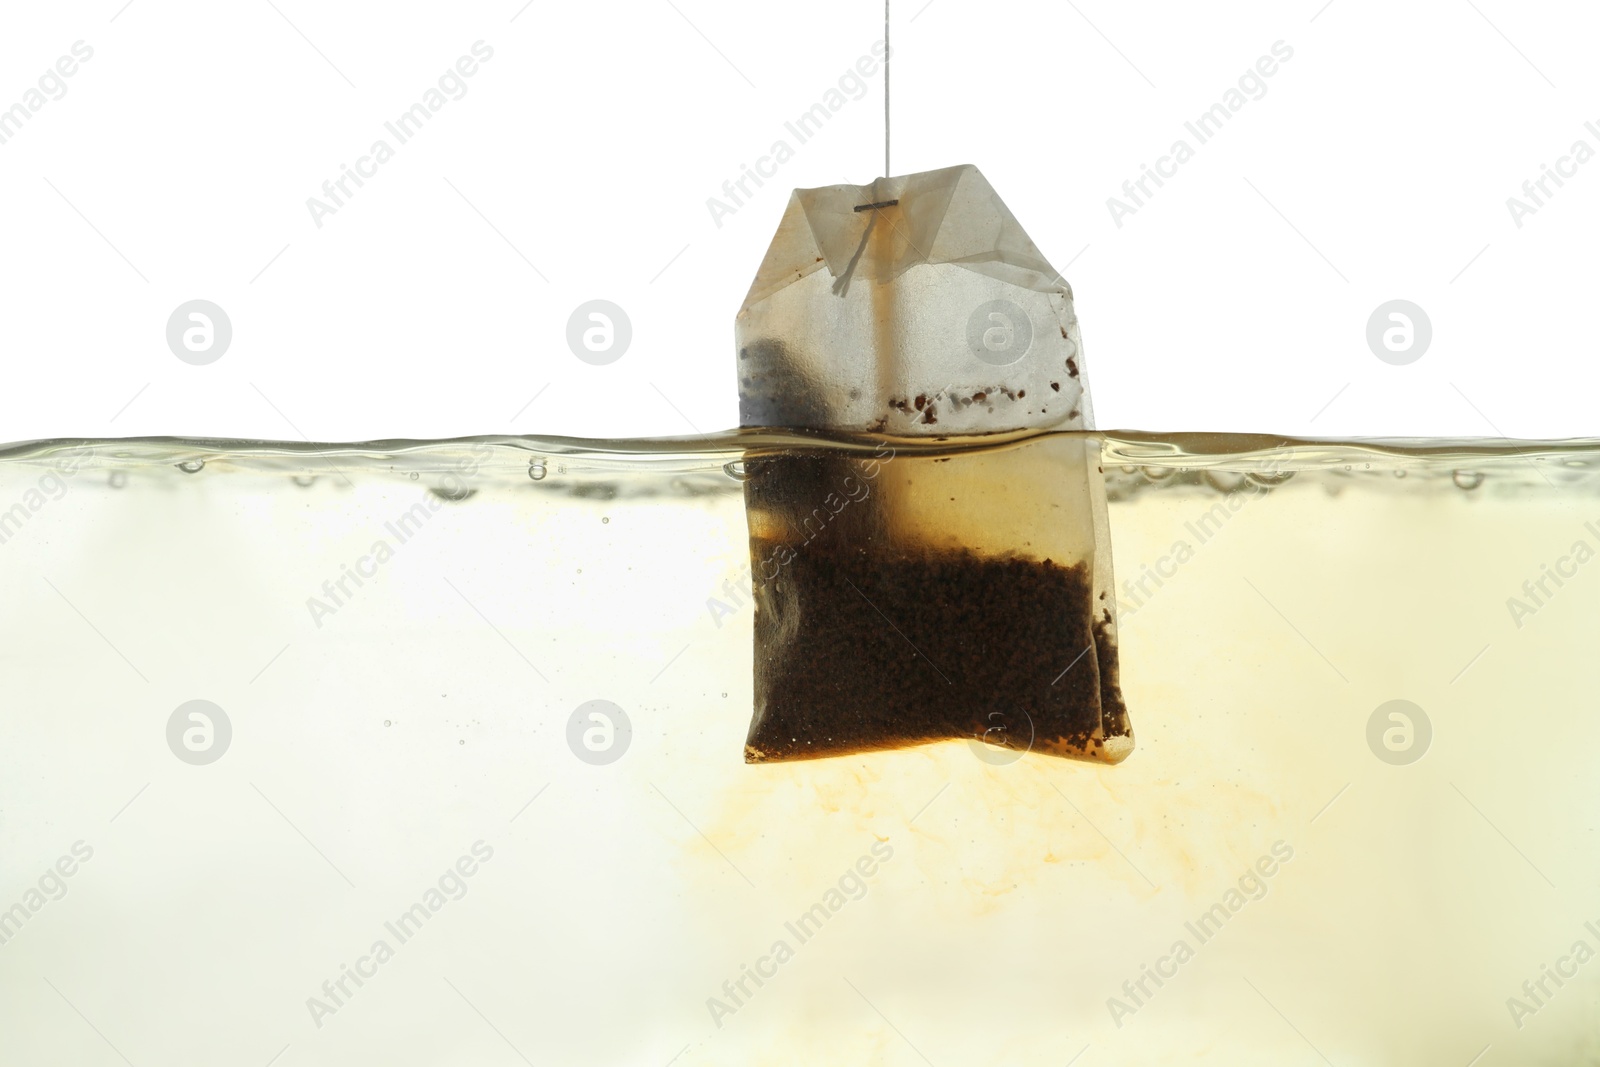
736 164 1093 436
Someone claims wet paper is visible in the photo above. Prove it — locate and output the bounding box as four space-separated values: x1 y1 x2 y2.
735 165 1131 764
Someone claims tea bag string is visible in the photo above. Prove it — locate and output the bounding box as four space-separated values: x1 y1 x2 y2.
884 0 891 177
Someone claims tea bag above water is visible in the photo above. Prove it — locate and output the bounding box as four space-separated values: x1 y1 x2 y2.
736 164 1132 764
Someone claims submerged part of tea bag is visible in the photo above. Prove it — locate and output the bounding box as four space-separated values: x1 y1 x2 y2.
736 165 1132 766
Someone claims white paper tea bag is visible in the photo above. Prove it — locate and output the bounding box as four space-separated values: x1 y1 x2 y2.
736 165 1131 764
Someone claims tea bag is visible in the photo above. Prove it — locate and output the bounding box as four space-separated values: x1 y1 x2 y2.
737 164 1131 764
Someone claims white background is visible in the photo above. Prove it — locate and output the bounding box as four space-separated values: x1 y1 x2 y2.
0 0 1596 443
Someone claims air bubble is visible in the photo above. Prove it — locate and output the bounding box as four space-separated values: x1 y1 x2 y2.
601 516 610 524
177 459 204 474
1453 470 1485 490
1245 469 1295 487
1141 466 1176 482
292 474 315 487
108 471 127 489
1202 470 1247 492
384 719 392 727
724 460 748 480
431 485 477 502
528 461 548 481
409 472 420 480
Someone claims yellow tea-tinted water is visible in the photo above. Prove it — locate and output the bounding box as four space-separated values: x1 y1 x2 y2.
0 431 1593 1065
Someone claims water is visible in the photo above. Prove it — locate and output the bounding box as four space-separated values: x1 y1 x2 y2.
0 430 1596 1065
